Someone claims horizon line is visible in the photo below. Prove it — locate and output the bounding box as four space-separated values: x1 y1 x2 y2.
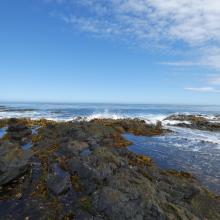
0 100 220 107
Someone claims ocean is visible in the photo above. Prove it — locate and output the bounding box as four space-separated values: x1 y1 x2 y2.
0 102 220 121
0 102 220 194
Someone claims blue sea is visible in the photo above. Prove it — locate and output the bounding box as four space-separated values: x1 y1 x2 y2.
0 102 220 120
0 102 220 194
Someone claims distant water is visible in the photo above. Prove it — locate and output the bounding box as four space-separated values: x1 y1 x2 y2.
0 102 220 194
0 102 220 122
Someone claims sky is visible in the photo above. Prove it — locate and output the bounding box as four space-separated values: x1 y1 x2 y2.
1 0 220 105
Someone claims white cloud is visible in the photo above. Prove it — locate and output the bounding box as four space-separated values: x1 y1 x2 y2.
46 0 220 43
45 0 220 69
185 87 220 93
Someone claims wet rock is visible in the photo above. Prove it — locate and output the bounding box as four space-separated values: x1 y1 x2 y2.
86 137 99 148
66 158 98 193
80 148 92 157
155 120 162 130
165 114 207 123
92 187 144 220
143 203 166 220
74 209 96 220
47 163 71 195
164 114 220 131
91 118 165 136
7 119 32 142
58 140 90 157
67 158 94 178
0 118 220 220
0 140 30 185
22 142 33 150
68 141 89 153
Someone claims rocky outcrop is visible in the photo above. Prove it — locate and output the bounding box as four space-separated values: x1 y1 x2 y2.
7 118 32 142
0 140 31 186
91 118 165 136
0 118 219 219
164 114 220 131
47 163 72 195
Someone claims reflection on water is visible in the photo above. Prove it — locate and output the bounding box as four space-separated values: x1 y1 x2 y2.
80 148 92 157
31 126 40 135
22 142 33 150
0 127 7 139
125 127 220 195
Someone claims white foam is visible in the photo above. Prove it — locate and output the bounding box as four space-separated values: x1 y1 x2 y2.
140 114 167 124
0 111 73 122
85 112 126 121
166 126 220 149
0 107 219 128
163 120 191 126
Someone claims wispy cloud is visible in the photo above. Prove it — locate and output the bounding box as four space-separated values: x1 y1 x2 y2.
161 47 220 70
185 87 220 93
45 1 220 44
208 76 220 85
160 61 200 67
44 0 220 70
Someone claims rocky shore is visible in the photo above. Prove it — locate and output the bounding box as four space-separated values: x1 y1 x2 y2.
0 118 220 220
164 114 220 131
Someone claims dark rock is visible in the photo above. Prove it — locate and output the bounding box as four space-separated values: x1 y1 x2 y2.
91 118 165 136
164 114 220 131
47 163 71 195
92 187 145 220
7 119 32 142
0 118 220 220
0 140 30 185
68 140 89 153
67 158 94 179
66 158 98 193
80 148 92 157
58 140 90 157
74 210 95 220
143 203 166 220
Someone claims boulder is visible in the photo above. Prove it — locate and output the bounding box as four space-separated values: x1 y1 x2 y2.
0 140 30 185
47 163 71 195
7 119 32 141
92 187 144 220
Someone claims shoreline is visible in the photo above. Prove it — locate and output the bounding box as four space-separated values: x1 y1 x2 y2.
0 118 220 219
1 102 220 124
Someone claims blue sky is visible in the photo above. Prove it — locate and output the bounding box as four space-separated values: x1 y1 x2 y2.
1 0 220 104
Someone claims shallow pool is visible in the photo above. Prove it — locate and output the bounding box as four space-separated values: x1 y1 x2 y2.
0 127 7 139
125 126 220 194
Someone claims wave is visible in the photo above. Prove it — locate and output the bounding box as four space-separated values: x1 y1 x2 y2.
0 107 169 123
165 126 220 150
0 104 219 126
0 110 218 124
1 107 220 152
